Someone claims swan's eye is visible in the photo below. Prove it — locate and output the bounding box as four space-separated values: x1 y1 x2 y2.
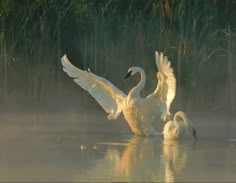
125 70 132 79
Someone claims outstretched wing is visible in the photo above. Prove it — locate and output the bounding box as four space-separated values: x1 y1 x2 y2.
61 55 127 119
151 51 176 120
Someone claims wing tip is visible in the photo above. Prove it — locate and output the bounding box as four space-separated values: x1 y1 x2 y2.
61 54 67 60
155 50 165 60
61 54 68 63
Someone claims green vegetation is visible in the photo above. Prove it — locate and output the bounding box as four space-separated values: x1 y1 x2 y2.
0 0 235 114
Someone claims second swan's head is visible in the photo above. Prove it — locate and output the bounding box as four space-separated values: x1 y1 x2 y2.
125 67 143 79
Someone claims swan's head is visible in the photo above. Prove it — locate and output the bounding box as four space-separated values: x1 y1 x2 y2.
192 128 197 141
187 122 198 141
125 67 142 79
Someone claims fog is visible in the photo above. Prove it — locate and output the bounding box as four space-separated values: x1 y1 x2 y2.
1 0 236 182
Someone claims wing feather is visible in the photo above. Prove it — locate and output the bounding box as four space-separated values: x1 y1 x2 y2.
152 51 176 116
61 55 126 119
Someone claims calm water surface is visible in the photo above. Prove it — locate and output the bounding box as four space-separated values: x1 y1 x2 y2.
0 113 235 182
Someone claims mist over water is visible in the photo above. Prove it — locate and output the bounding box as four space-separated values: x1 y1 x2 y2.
0 103 236 182
0 112 236 182
1 0 236 182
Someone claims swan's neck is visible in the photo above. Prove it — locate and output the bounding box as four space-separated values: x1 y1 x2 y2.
173 111 189 129
129 69 146 97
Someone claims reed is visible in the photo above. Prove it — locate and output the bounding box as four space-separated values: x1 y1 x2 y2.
0 0 235 114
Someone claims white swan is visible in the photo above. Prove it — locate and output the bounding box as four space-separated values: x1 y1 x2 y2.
61 51 176 136
162 111 197 140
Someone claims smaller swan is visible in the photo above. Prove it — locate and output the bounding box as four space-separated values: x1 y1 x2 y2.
162 111 197 140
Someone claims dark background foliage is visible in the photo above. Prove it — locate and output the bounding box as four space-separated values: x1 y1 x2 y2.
0 0 235 115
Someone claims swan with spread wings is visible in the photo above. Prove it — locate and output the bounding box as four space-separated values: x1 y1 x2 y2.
61 51 176 136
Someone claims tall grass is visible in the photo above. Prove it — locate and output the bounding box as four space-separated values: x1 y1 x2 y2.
0 0 235 114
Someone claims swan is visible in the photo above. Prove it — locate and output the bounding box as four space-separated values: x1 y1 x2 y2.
61 51 176 136
162 111 197 140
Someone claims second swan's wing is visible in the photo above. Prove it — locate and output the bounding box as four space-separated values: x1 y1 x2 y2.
61 55 127 119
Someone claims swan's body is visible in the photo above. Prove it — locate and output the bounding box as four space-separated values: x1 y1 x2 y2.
61 51 176 136
163 111 197 140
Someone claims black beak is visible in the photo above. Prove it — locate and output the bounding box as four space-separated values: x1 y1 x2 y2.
125 71 132 79
192 128 198 141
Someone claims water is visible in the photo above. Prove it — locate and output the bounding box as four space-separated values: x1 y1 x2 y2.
0 112 236 182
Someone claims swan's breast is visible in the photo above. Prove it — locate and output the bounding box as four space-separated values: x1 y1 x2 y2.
123 97 144 135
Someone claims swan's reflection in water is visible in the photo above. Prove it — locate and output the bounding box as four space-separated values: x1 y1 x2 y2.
78 136 195 182
161 139 194 182
111 137 162 181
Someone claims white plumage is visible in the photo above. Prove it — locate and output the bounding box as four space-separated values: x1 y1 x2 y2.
61 51 176 136
162 111 197 140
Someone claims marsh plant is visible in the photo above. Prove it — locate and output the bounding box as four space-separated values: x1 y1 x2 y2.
0 0 235 114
